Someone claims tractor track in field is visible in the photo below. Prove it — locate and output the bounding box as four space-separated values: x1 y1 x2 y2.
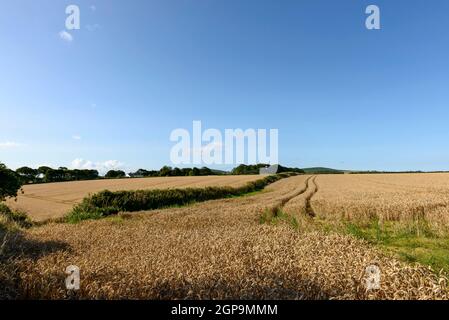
271 175 319 218
21 194 78 205
304 176 318 217
268 175 316 216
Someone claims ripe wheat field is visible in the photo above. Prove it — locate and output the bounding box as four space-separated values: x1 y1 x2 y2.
311 173 449 233
1 173 449 299
6 175 261 221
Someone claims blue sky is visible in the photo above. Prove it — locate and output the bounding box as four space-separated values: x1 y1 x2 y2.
1 0 449 173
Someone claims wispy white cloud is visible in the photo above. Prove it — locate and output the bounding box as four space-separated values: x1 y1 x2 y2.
0 141 23 149
90 5 97 12
72 135 82 140
71 158 125 174
59 30 73 42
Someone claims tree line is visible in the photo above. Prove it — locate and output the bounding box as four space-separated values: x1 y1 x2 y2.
3 163 305 186
128 166 215 178
10 165 219 184
15 166 99 184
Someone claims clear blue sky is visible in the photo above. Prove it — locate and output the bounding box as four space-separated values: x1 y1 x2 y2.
1 0 449 173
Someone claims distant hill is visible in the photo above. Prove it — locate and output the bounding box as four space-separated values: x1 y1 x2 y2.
210 169 229 175
301 167 344 174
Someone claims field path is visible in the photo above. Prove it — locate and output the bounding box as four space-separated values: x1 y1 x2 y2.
304 176 318 217
269 176 314 213
282 176 319 218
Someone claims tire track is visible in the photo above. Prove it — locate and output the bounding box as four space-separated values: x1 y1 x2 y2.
279 176 319 218
268 175 315 216
21 194 78 205
304 176 318 217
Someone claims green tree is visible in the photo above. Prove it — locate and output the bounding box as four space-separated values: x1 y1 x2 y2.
37 166 53 175
0 163 23 201
159 166 173 177
171 167 182 176
16 166 38 183
129 169 150 178
180 168 191 176
199 167 212 176
190 167 200 176
44 169 68 182
105 170 126 179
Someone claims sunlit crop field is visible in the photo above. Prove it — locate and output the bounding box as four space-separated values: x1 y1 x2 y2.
1 174 448 300
310 173 449 233
6 175 261 221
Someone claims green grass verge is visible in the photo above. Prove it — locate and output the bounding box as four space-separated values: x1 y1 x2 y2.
262 210 449 273
344 219 449 273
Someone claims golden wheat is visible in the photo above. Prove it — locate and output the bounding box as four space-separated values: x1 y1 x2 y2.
310 173 449 232
6 175 262 221
1 175 447 300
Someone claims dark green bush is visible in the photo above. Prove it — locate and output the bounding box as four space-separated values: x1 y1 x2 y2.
0 203 33 229
0 163 22 201
105 170 126 179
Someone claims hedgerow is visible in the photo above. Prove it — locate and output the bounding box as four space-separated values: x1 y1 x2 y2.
65 173 299 223
0 203 33 230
